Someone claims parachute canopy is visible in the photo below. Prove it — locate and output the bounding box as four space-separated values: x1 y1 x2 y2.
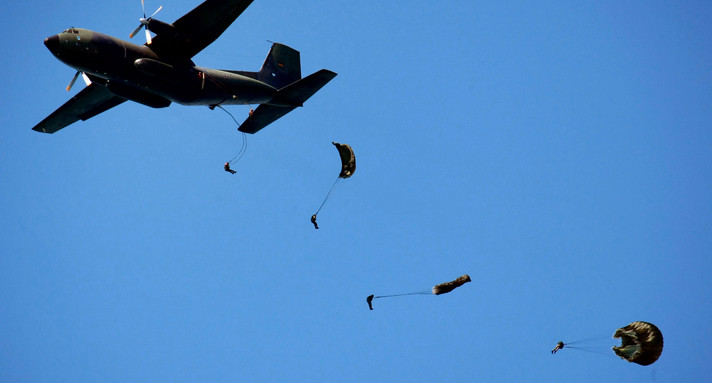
613 321 663 366
333 142 355 178
432 274 471 295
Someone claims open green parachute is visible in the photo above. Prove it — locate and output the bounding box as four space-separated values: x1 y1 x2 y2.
613 321 663 366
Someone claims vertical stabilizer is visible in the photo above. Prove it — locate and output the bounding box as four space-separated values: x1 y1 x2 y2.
257 43 301 89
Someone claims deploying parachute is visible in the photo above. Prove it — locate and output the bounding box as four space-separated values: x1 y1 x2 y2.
613 321 663 366
367 274 471 310
333 142 355 178
552 321 663 366
432 274 472 295
311 142 356 228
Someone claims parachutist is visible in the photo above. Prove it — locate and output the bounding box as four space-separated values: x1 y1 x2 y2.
224 162 236 174
311 214 319 229
551 341 565 354
366 295 374 310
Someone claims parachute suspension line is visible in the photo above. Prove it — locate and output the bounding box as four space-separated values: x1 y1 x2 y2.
565 346 615 358
564 334 611 345
215 105 248 165
374 291 432 299
314 176 342 216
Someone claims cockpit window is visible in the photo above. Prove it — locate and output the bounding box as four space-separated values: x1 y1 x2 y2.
62 28 79 34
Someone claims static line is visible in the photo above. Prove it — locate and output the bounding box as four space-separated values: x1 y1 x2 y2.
216 105 248 165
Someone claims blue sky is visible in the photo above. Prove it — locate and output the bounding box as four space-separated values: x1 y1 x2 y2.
2 0 711 381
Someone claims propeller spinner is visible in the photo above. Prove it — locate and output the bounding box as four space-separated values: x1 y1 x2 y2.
129 0 162 44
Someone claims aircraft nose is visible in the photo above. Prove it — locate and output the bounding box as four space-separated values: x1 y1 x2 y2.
44 35 60 53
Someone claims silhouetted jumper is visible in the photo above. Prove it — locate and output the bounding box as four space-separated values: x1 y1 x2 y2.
224 162 236 174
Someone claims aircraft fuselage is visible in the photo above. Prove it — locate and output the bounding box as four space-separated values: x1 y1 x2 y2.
45 28 277 108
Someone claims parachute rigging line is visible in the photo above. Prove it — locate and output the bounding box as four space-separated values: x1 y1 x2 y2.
314 176 342 216
564 334 611 345
564 345 615 358
216 105 248 165
374 291 432 298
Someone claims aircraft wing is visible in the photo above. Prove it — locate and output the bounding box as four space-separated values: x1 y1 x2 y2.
32 84 126 134
149 0 254 59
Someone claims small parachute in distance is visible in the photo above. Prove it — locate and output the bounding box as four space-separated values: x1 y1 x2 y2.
333 142 355 178
432 274 472 295
613 321 663 366
367 274 471 310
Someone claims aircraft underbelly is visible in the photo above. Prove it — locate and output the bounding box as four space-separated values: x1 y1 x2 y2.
132 61 276 106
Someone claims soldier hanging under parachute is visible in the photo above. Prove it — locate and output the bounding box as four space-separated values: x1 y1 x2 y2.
551 321 663 366
311 142 355 229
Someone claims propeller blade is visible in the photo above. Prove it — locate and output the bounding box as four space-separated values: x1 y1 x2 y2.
129 24 143 38
66 71 80 91
130 1 161 43
81 72 92 86
150 5 163 19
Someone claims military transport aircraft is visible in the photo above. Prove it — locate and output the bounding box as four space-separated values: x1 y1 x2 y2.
32 0 337 134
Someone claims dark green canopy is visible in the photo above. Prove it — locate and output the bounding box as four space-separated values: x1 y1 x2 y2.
613 321 663 366
432 274 471 295
332 142 355 179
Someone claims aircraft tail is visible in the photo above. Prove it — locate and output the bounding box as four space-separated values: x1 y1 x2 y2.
255 43 302 89
238 69 337 134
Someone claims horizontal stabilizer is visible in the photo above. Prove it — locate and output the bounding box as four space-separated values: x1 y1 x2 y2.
238 69 337 134
273 69 337 106
238 104 297 134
